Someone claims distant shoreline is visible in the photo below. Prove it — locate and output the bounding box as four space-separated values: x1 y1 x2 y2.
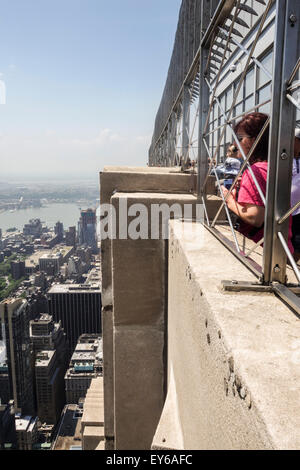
0 201 100 233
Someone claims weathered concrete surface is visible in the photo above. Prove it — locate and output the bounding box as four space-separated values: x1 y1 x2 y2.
111 192 198 327
111 192 198 449
114 326 165 450
99 167 196 449
100 167 196 308
152 220 300 450
83 426 104 451
101 305 114 446
99 167 243 450
81 378 104 450
206 194 227 221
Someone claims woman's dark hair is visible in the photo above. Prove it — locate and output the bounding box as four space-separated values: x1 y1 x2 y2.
234 112 269 164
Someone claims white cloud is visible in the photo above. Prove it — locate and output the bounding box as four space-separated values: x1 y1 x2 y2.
0 128 151 178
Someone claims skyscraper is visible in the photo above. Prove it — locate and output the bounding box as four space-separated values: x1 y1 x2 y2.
65 226 76 247
54 222 64 243
78 209 97 253
0 299 35 415
65 334 102 404
30 314 68 424
48 284 101 358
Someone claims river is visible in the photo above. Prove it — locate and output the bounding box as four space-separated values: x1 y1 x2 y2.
0 203 100 233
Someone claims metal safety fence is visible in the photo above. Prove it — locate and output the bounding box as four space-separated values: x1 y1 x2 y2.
149 0 300 315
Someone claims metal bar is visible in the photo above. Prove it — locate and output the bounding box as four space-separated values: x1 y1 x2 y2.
245 237 264 258
197 0 210 197
272 283 300 317
263 0 299 284
202 0 236 48
204 99 271 137
222 280 273 292
278 201 300 225
204 224 263 278
202 196 210 226
287 80 300 92
223 0 273 125
182 85 191 166
286 93 300 113
203 138 241 253
218 26 273 80
287 57 300 86
187 95 200 153
277 231 300 283
222 279 300 296
203 1 242 135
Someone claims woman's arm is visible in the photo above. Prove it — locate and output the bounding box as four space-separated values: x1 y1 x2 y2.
221 186 265 227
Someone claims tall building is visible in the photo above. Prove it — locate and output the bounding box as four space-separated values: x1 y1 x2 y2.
54 222 64 243
23 219 42 238
39 252 63 276
10 260 25 280
0 365 10 406
15 414 38 450
65 334 102 404
78 209 97 253
30 313 67 359
35 350 65 425
0 299 35 415
65 226 76 247
48 284 101 358
0 401 17 450
30 314 68 424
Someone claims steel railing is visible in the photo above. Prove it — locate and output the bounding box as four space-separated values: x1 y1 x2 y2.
149 0 300 315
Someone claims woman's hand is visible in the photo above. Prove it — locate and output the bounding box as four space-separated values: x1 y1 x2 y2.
221 184 264 227
221 185 237 212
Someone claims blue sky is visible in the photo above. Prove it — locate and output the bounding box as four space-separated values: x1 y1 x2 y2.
0 0 181 181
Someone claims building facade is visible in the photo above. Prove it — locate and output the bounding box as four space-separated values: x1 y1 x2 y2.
35 350 65 425
0 299 35 415
30 313 68 424
48 284 102 358
65 334 102 404
78 209 97 253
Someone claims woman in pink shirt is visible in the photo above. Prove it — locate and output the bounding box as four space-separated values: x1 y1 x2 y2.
222 112 294 254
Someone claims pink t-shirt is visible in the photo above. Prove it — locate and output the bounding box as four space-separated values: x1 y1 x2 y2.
237 161 294 253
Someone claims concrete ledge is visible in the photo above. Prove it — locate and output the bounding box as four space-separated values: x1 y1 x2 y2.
83 425 104 451
102 306 114 442
100 167 197 451
153 220 300 450
114 326 165 450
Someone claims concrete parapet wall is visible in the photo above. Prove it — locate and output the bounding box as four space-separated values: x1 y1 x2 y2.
152 220 300 450
111 191 198 450
81 377 104 451
100 167 196 308
99 167 197 449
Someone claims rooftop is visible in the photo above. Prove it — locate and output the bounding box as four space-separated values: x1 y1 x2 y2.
36 350 55 367
15 415 37 432
48 284 101 294
52 405 82 451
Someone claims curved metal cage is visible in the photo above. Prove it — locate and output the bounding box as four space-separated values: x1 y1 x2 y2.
149 0 300 315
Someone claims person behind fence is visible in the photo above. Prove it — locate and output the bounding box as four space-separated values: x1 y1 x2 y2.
214 143 241 179
221 112 294 255
291 128 300 261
